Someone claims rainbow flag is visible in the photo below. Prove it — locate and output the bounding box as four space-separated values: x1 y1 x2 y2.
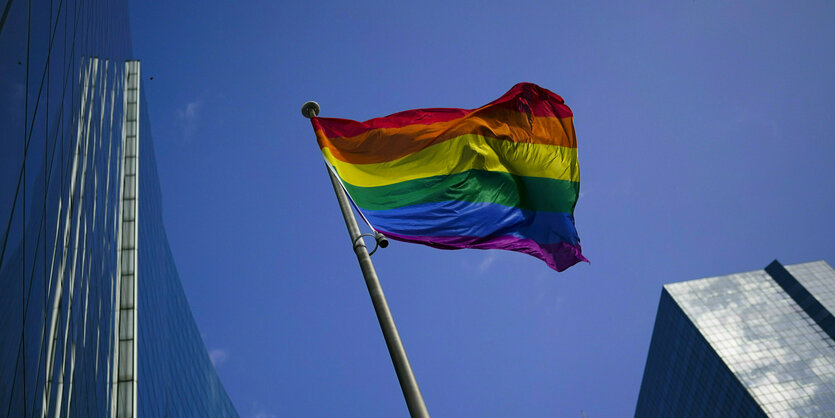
310 83 587 272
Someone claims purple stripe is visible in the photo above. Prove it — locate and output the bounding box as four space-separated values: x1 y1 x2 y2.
380 231 588 272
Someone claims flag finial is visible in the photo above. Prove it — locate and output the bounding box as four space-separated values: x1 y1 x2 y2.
301 101 320 118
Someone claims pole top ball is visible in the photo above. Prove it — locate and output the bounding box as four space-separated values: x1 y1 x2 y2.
301 101 320 118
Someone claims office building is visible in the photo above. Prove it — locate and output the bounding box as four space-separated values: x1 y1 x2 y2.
635 260 835 417
0 1 237 416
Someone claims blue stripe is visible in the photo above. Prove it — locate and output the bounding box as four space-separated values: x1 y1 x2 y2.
361 200 580 245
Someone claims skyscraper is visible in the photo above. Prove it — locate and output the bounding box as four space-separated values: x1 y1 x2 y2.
635 260 835 417
0 1 237 416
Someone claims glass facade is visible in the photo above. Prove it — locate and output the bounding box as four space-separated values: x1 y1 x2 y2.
0 1 237 416
635 289 766 417
636 261 835 417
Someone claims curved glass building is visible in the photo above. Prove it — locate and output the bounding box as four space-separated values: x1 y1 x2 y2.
0 1 238 416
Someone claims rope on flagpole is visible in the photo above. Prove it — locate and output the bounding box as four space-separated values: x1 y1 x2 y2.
322 160 388 248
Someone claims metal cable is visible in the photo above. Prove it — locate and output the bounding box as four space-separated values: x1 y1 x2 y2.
322 160 379 233
0 0 73 414
21 0 31 413
0 0 15 39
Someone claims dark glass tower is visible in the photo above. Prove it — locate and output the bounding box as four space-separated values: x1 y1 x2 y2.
0 1 237 416
636 261 835 417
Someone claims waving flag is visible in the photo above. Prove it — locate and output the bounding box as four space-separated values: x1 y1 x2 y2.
310 83 587 272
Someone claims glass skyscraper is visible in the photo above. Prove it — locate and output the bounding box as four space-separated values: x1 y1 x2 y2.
636 260 835 417
0 1 237 416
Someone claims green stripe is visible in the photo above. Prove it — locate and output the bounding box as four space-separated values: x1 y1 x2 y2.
342 170 579 213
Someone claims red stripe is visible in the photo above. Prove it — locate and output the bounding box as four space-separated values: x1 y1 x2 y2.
311 82 572 139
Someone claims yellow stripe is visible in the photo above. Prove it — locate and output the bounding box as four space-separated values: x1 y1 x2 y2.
323 134 579 187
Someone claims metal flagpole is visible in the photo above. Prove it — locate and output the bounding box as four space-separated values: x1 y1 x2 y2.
302 101 429 417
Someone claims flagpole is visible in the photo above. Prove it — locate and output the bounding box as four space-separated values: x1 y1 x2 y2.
303 101 429 417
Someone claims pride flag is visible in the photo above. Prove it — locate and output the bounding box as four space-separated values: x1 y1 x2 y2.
310 83 587 272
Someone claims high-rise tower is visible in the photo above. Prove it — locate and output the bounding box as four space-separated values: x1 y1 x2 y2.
0 1 237 416
635 261 835 417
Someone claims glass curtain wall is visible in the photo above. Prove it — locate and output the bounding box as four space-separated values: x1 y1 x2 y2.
0 1 237 416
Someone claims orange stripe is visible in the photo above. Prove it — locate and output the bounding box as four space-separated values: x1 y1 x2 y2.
316 107 575 165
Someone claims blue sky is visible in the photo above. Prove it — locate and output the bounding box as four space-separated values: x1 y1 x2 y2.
129 1 834 416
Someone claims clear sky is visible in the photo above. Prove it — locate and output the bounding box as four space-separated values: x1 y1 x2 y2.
129 1 834 416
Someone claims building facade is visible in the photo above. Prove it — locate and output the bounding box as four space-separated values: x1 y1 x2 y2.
636 261 835 417
0 1 237 416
